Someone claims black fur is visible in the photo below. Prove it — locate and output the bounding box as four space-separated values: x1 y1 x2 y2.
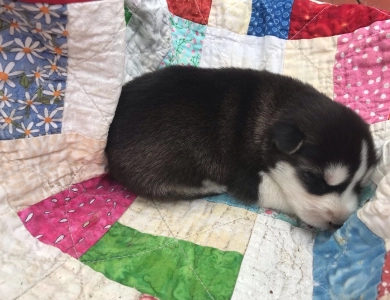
105 66 377 205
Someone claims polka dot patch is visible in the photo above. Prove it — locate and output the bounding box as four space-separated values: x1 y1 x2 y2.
378 251 390 299
289 0 390 40
247 0 293 39
334 20 390 124
166 0 212 25
17 175 136 258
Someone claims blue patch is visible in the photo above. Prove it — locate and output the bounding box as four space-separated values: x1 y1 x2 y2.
247 0 293 39
205 193 311 228
205 193 261 213
204 184 377 229
313 213 385 299
0 0 68 140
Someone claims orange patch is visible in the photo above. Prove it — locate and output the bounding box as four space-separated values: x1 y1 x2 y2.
4 117 12 124
34 72 41 78
0 72 9 81
25 129 31 135
1 95 8 101
40 6 49 14
53 90 61 97
54 47 62 55
63 30 69 37
27 100 33 105
51 65 57 71
23 47 32 54
10 22 18 28
44 117 52 123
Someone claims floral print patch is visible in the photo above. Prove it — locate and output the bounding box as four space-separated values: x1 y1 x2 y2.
160 15 206 68
0 0 68 140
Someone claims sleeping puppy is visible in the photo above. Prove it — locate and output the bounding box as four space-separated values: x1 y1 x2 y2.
105 66 378 229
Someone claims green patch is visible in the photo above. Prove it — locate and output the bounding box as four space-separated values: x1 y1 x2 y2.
124 5 132 25
81 222 243 300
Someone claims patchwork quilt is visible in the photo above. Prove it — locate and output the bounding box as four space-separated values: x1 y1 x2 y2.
1 0 390 299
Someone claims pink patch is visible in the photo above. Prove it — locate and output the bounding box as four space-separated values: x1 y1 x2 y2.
378 251 390 299
140 295 159 300
334 20 390 124
18 175 136 258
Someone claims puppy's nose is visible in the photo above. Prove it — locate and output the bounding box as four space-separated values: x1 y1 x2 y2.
328 222 342 230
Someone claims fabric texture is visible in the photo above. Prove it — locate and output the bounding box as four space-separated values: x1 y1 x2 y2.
247 0 293 39
208 0 252 35
81 222 243 300
1 0 390 299
333 20 390 124
288 0 390 39
0 1 67 140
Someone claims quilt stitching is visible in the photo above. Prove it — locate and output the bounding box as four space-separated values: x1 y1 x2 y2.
68 77 111 126
287 41 335 89
191 0 227 67
63 178 82 258
289 0 390 40
11 257 69 299
153 198 215 300
289 5 329 40
80 239 178 263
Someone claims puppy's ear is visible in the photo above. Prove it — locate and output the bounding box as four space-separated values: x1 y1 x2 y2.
273 121 304 154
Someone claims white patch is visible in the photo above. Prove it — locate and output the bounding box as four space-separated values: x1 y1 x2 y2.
258 172 292 213
339 141 368 211
262 162 355 229
257 141 372 229
324 164 349 186
158 180 227 198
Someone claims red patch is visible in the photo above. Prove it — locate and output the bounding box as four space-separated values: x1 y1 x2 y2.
378 251 390 299
288 0 390 40
166 0 212 25
19 0 93 4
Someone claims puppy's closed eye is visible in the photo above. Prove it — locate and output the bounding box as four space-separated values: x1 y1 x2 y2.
301 171 329 195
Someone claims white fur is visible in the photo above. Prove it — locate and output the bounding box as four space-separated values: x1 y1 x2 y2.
158 180 227 198
258 172 292 213
324 164 349 186
258 141 370 229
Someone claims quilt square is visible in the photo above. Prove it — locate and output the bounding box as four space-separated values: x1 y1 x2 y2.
81 222 243 300
313 214 386 299
283 36 338 99
333 20 390 124
247 0 293 39
289 0 390 40
17 175 136 258
166 0 212 25
208 0 252 35
161 15 206 68
0 0 68 140
199 26 286 73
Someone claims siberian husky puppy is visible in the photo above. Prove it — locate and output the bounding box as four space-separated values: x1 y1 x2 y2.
106 66 378 229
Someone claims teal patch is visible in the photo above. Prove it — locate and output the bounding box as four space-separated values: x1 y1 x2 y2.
160 16 206 68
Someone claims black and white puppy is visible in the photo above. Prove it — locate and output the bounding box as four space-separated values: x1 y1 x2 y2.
106 66 378 229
